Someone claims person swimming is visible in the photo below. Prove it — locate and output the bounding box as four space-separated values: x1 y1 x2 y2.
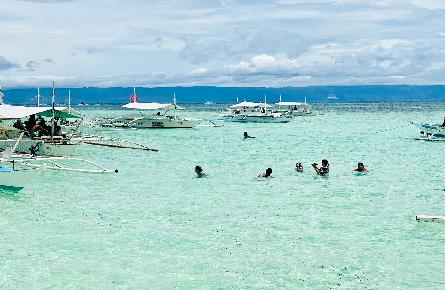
244 132 255 139
312 159 329 175
442 117 445 127
194 165 207 177
354 162 368 173
258 167 273 178
295 162 304 172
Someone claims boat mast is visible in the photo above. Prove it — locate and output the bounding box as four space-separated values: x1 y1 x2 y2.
37 86 41 107
264 94 267 114
0 85 4 105
68 89 71 113
173 93 177 119
130 86 138 103
51 81 55 139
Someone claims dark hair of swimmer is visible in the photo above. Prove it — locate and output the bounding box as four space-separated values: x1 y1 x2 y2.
265 168 272 177
322 159 329 167
195 166 202 173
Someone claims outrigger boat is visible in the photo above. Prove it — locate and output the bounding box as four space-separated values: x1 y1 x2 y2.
411 120 445 141
222 100 289 123
97 88 201 129
275 97 318 117
0 85 83 156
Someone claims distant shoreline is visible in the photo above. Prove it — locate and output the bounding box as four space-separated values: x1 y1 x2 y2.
3 85 445 104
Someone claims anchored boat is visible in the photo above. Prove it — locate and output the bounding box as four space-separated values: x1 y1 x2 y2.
0 85 83 156
275 97 318 117
411 120 445 141
222 100 289 123
97 88 201 129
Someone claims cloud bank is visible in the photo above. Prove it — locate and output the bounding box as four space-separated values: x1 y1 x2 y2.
1 0 445 87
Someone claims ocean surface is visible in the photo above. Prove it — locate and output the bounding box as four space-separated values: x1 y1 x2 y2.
1 103 444 289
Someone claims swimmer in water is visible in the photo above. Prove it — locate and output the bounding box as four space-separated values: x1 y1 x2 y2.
312 159 329 175
258 167 273 178
442 117 445 127
244 132 255 139
354 162 368 173
194 165 207 177
295 162 304 172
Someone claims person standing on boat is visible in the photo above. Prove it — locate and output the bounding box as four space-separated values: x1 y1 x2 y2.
244 132 255 139
195 166 207 177
312 159 329 175
354 162 368 173
258 168 273 178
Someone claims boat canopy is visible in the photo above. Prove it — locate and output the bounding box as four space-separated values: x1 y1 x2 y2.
230 101 272 108
275 102 308 106
0 104 80 120
122 102 184 110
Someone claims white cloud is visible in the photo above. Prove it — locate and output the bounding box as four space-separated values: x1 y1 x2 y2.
190 67 209 75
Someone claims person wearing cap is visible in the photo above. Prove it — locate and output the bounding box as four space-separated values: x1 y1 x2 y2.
354 162 368 173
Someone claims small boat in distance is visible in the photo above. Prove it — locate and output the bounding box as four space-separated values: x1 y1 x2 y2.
222 100 290 123
275 97 318 117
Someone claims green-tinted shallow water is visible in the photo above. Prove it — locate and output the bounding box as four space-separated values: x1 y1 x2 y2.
1 103 444 289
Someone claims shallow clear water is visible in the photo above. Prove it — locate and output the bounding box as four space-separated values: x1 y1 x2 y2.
1 103 444 289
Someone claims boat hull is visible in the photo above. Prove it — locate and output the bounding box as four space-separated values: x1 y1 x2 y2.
0 139 78 156
0 168 33 191
128 117 201 128
99 116 202 128
224 115 290 123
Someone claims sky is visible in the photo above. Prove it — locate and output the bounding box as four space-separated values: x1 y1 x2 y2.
1 0 445 87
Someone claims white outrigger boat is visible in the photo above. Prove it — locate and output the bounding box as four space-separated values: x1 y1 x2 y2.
222 100 289 123
275 97 318 117
411 120 445 141
0 85 83 156
97 88 201 129
0 105 82 156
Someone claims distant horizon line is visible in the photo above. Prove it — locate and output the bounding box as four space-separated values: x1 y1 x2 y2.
3 84 445 90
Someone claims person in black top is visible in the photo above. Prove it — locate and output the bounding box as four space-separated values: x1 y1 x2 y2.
354 162 368 173
195 165 207 177
312 159 329 175
258 168 273 178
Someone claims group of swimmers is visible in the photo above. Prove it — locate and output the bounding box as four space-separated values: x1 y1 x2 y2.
195 160 368 178
195 131 368 178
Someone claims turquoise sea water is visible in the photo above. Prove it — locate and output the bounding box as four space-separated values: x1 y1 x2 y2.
1 103 444 289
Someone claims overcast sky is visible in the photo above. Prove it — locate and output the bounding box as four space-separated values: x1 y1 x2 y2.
1 0 445 87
